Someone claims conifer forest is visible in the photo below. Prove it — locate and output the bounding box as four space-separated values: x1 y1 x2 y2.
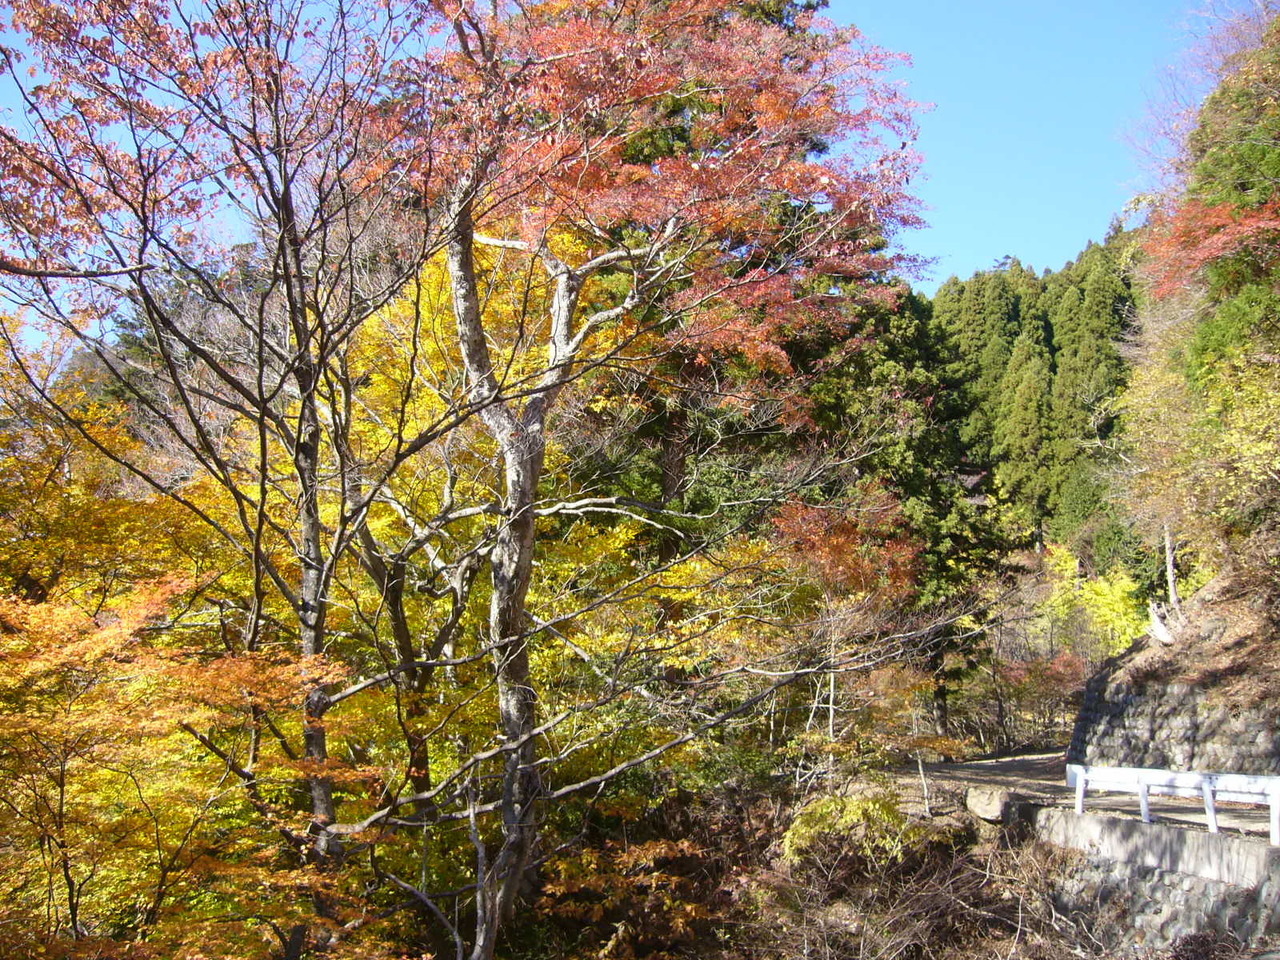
0 1 1277 958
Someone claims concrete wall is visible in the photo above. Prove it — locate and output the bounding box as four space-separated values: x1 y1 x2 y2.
1035 807 1278 885
1068 680 1280 775
1030 807 1280 951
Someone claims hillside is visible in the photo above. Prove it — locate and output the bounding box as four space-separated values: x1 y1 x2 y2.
1115 570 1280 706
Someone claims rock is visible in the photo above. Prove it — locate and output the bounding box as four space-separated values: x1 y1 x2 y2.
965 786 1023 823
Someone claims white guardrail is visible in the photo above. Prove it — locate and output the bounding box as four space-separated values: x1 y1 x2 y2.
1066 763 1280 845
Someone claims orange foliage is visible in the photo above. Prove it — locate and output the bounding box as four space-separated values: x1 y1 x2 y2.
0 583 372 957
1144 198 1280 297
772 489 921 603
538 838 715 960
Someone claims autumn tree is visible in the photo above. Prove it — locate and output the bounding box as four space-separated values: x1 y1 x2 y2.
0 0 921 956
1130 8 1280 594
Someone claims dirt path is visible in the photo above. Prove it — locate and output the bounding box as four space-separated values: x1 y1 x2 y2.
902 752 1274 839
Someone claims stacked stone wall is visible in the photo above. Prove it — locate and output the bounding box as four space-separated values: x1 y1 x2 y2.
1030 807 1280 952
1068 680 1280 774
1053 856 1280 951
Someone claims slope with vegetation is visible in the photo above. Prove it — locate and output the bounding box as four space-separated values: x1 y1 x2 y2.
1085 2 1280 723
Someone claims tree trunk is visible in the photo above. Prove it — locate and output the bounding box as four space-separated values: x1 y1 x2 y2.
927 647 953 758
931 681 950 741
1164 523 1182 615
656 405 689 625
295 393 340 864
473 431 544 960
445 192 550 960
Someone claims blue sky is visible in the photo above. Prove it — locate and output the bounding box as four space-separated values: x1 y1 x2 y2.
828 0 1203 293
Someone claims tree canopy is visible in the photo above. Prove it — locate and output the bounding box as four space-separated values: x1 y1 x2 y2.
0 1 928 957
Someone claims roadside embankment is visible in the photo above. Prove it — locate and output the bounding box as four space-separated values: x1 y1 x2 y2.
1034 807 1280 949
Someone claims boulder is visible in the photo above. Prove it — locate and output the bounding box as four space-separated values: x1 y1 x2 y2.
965 786 1023 823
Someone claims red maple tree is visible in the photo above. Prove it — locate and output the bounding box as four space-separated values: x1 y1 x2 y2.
0 1 921 955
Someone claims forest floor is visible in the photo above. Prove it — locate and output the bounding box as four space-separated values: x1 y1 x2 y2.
898 751 1275 839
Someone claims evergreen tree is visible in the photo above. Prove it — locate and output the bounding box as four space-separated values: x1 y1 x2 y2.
1046 244 1133 535
931 237 1136 547
813 292 1003 602
930 276 974 387
992 326 1055 530
1049 246 1130 451
963 272 1023 460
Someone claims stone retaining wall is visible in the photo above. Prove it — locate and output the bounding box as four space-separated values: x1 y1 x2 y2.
1068 680 1280 774
1031 807 1280 951
1054 857 1272 951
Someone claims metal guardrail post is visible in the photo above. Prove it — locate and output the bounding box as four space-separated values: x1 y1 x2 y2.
1270 787 1279 846
1201 780 1219 834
